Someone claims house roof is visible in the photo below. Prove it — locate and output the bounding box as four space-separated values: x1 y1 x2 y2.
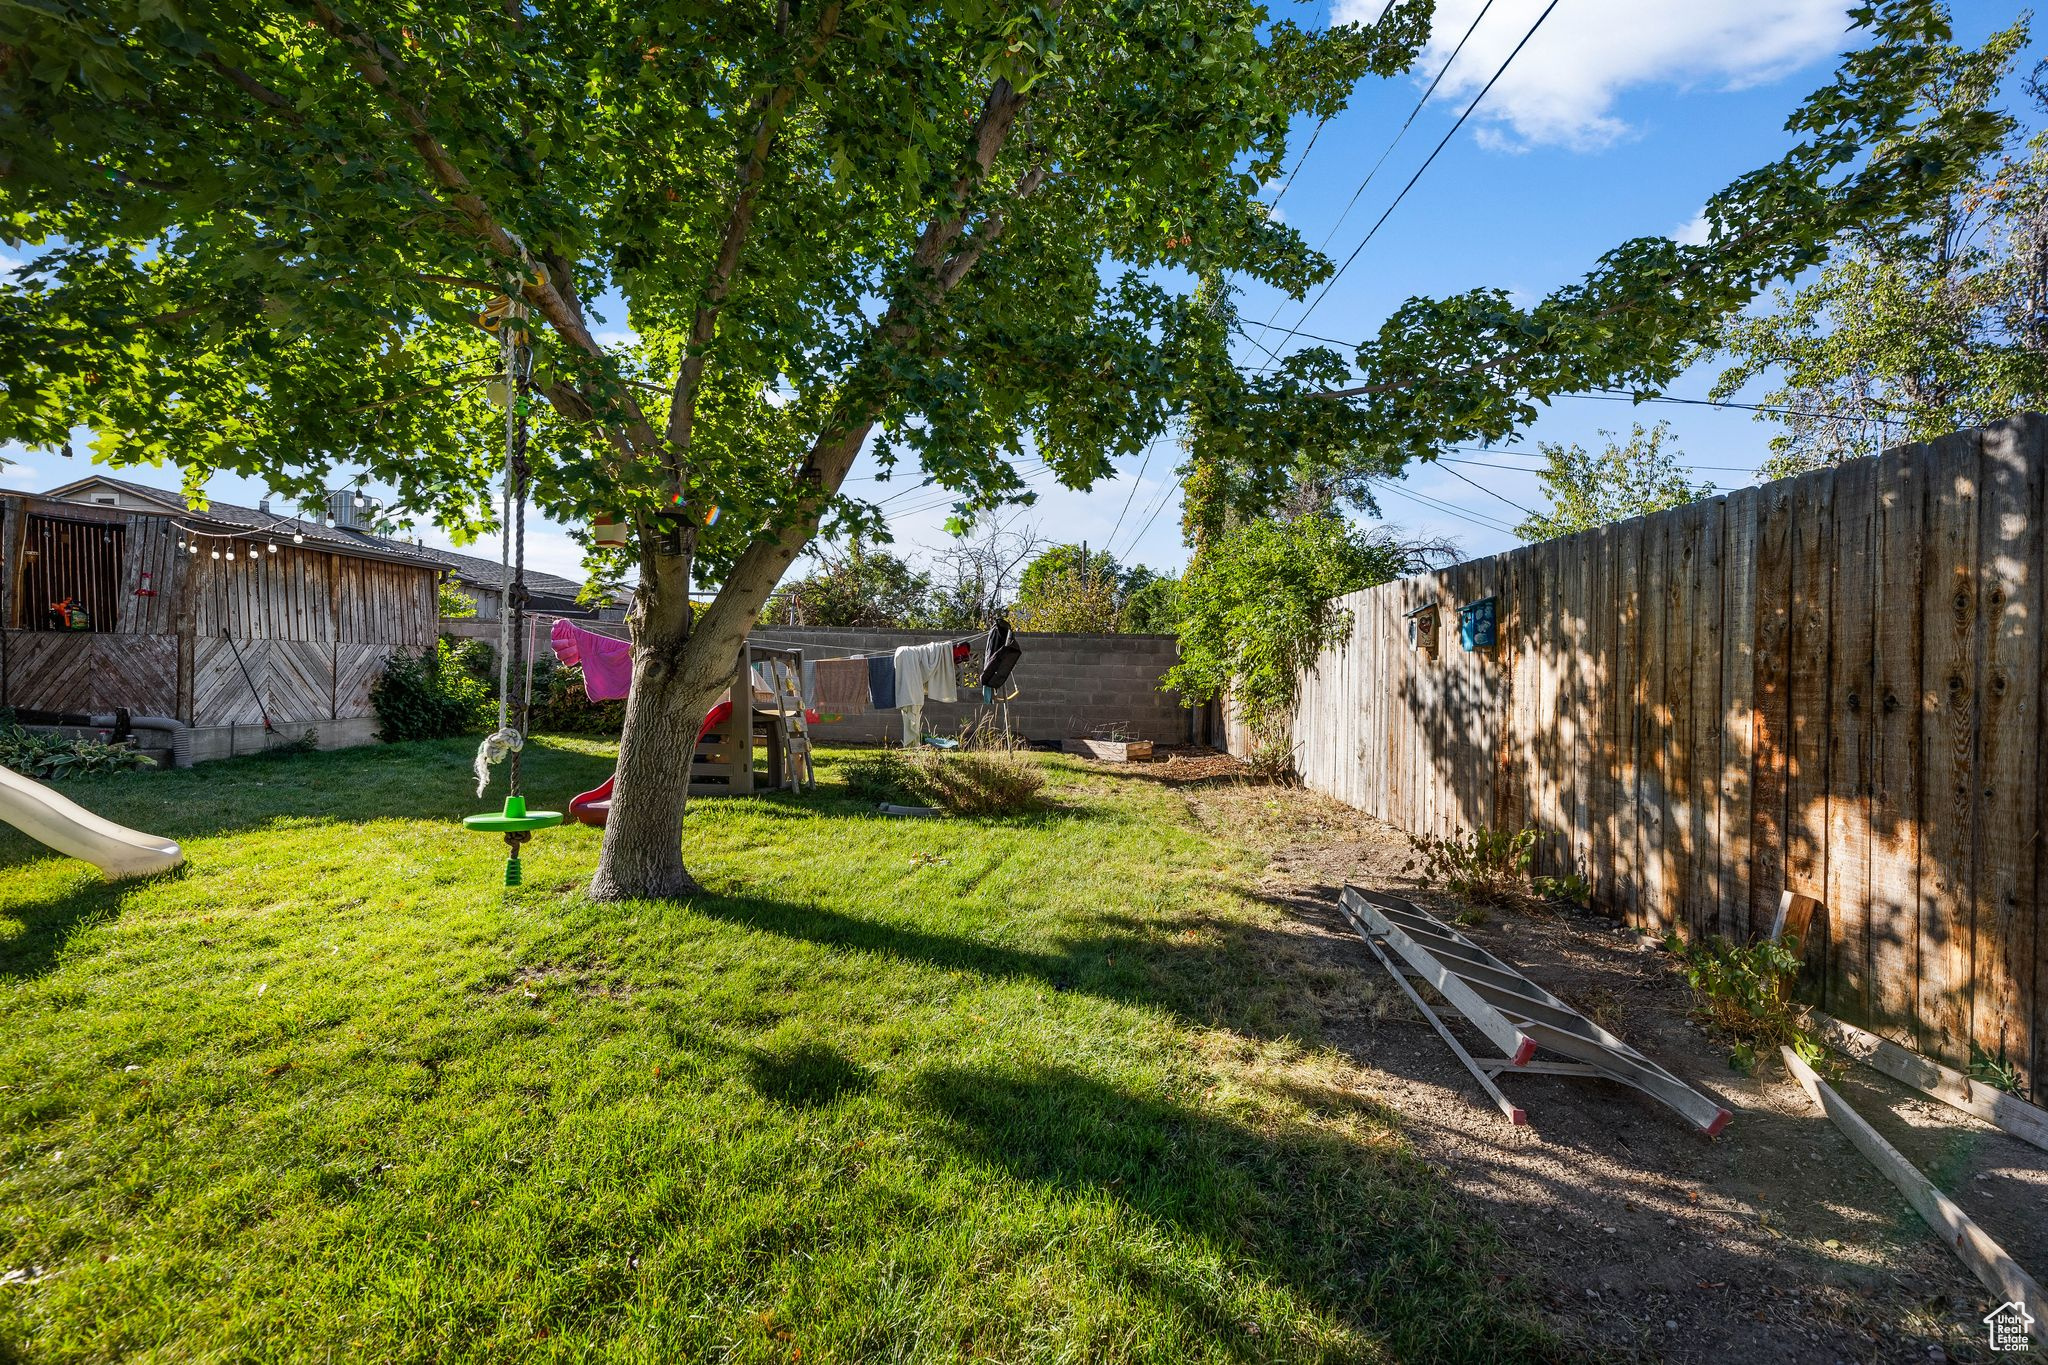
38 474 592 602
39 475 443 571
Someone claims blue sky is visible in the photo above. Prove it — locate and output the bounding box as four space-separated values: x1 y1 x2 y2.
2 1 2035 586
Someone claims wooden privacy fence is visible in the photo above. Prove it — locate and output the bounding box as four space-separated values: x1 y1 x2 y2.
1291 415 2047 1102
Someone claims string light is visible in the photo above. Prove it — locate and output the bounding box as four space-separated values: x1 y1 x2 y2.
267 542 278 554
211 549 221 560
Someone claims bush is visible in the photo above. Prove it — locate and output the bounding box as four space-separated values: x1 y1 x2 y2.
529 659 628 735
371 640 495 742
1404 826 1537 905
1664 933 1823 1074
841 744 1045 815
0 718 155 779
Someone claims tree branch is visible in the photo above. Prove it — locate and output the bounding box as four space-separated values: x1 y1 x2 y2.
310 1 659 450
667 1 843 469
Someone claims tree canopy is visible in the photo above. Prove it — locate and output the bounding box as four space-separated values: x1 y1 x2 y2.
1175 2 2011 522
1711 17 2048 478
1513 422 1714 542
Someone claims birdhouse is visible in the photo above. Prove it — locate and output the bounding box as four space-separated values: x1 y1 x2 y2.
591 514 629 548
1405 602 1440 656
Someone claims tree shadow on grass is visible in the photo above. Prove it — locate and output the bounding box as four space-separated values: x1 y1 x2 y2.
0 874 139 982
743 1040 874 1109
680 888 1349 1046
908 1059 1563 1363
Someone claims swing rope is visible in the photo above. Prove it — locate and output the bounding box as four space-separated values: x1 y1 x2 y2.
473 311 532 799
462 252 561 887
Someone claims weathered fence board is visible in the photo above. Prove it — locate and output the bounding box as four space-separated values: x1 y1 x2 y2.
1289 418 2048 1100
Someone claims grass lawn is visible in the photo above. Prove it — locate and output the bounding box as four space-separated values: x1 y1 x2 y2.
0 739 1557 1362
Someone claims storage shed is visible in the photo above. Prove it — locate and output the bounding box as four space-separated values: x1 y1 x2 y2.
0 489 439 761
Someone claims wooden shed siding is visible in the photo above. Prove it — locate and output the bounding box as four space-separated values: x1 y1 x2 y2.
0 495 436 727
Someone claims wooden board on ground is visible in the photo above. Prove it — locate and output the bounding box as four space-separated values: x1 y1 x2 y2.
1782 1044 2046 1328
1064 737 1154 762
1813 1011 2048 1154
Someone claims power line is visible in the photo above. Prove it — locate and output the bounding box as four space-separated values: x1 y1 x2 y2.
1370 476 1518 536
1252 0 1500 339
1104 436 1173 551
1263 0 1562 352
1117 470 1182 562
1266 114 1332 211
1431 459 1538 518
1311 0 1501 264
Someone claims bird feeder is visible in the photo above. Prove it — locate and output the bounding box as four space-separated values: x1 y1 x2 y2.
592 514 630 548
1458 596 1498 651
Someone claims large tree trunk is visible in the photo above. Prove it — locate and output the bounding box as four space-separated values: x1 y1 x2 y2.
587 551 741 902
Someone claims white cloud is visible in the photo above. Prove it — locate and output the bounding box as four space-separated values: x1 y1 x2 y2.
0 253 21 284
1672 210 1713 246
1335 0 1855 151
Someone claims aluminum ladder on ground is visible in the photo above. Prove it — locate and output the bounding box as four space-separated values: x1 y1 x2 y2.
1338 885 1732 1136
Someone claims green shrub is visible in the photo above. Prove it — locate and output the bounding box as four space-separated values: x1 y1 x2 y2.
0 728 154 779
371 640 495 742
1664 933 1823 1074
1405 826 1537 905
529 659 628 736
0 716 155 779
841 745 1045 815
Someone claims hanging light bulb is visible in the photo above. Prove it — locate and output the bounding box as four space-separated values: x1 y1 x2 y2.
293 532 304 544
267 542 278 554
187 542 199 555
211 549 221 560
354 492 366 510
226 549 236 561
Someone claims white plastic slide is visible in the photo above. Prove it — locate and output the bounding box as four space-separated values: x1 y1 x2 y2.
0 764 184 879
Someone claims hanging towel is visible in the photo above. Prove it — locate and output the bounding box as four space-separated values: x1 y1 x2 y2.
866 653 898 710
814 657 870 710
550 619 634 701
981 618 1022 691
893 641 958 706
800 659 817 710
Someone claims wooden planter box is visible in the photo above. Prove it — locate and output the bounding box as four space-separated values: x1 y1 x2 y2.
1063 737 1153 762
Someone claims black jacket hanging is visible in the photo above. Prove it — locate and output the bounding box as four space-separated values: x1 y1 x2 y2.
981 617 1022 691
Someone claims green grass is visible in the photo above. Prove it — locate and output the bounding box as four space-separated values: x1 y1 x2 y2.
0 739 1558 1363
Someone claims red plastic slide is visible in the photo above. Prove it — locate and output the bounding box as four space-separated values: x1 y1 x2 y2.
569 700 733 827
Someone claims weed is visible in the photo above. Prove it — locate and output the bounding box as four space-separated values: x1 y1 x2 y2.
841 745 1046 815
1533 873 1591 907
1405 826 1537 905
1663 932 1823 1074
1970 1047 2025 1096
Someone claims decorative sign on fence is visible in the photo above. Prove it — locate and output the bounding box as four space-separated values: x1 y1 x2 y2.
1459 596 1497 651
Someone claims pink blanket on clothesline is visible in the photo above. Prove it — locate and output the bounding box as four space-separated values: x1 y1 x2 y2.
550 619 634 700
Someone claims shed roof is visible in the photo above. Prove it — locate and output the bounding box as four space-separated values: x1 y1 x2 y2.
38 475 590 602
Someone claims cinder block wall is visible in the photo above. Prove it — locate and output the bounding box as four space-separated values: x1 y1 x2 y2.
746 626 1193 746
453 619 1195 746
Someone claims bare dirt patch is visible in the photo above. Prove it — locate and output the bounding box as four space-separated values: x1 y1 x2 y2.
1190 781 2047 1365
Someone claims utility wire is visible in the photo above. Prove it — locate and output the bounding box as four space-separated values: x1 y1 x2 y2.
1432 459 1539 517
1264 0 1562 351
1311 0 1500 262
1117 470 1183 562
1104 436 1173 552
1252 0 1500 337
1369 476 1518 536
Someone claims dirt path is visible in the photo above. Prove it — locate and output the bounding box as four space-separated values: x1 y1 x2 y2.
1149 762 2046 1363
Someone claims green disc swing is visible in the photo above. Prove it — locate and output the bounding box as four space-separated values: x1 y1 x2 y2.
465 271 561 884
